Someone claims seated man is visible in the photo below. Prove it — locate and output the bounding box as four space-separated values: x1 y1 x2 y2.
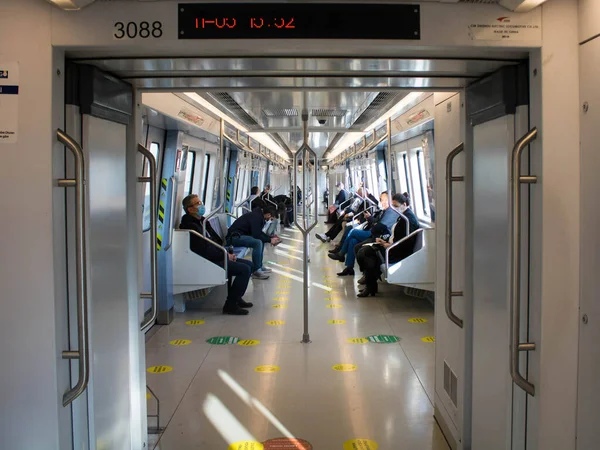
273 193 294 227
315 187 365 243
330 192 403 276
179 194 253 315
247 186 260 210
330 190 388 254
226 206 281 279
326 182 348 224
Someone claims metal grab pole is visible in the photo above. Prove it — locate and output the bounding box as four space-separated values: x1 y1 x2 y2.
445 143 465 328
386 118 392 192
510 128 538 396
293 111 318 344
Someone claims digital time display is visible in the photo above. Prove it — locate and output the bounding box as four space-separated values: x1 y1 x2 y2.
178 3 420 40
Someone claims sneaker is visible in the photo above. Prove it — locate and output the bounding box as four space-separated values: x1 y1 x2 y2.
260 266 273 273
252 271 270 280
315 233 330 243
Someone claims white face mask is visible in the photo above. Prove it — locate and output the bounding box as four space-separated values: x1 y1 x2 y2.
400 204 408 213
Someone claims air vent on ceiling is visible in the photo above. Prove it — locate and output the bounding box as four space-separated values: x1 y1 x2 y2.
350 92 401 130
459 0 498 3
263 108 298 117
311 108 347 118
209 92 261 129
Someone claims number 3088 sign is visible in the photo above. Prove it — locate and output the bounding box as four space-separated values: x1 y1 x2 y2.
114 21 163 39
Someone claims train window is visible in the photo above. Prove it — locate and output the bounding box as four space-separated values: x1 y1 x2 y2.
396 152 411 199
201 153 211 204
184 150 196 196
142 142 160 232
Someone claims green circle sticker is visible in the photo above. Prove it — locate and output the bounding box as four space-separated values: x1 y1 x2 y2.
206 336 240 345
367 335 401 343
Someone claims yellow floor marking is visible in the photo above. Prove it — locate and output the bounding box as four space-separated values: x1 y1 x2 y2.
266 320 285 326
326 304 343 308
347 338 369 344
169 339 191 346
343 439 378 450
238 339 260 346
185 319 205 325
254 365 280 373
272 304 288 309
328 319 346 324
147 365 173 374
332 364 357 372
409 318 428 323
421 336 435 343
228 441 264 450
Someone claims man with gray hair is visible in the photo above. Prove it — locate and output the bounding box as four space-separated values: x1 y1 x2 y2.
179 194 253 315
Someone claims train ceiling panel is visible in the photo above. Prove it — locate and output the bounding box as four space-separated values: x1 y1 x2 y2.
77 57 520 156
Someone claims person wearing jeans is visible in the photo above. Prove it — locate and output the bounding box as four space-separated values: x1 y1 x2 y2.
180 194 253 315
226 206 281 279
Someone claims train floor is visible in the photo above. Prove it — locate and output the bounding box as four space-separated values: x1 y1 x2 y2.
146 222 449 450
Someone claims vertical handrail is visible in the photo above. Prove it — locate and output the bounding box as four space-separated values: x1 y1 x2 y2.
164 176 177 251
445 143 465 328
386 118 393 192
57 129 90 407
203 119 225 236
510 128 538 396
294 111 318 344
138 144 159 333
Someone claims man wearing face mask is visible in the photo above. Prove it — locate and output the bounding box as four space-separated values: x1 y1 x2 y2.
326 182 348 224
329 192 403 276
180 194 253 315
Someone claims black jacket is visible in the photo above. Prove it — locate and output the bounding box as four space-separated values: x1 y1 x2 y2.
179 214 225 264
403 207 421 234
226 208 271 243
334 190 347 206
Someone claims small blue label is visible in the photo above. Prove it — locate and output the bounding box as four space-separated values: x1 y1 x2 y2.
0 71 8 79
0 86 18 94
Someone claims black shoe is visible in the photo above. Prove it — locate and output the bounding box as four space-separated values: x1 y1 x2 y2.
328 252 345 262
238 299 253 308
357 288 376 297
329 246 341 253
223 305 249 315
357 276 366 285
337 267 355 276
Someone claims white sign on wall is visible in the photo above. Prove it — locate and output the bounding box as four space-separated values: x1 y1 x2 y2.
468 15 541 41
0 61 19 144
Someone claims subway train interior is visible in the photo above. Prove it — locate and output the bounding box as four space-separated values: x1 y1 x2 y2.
1 0 599 449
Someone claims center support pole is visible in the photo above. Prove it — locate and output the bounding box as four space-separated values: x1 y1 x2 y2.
293 110 318 344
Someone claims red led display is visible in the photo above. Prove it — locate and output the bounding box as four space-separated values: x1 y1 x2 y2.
178 3 420 40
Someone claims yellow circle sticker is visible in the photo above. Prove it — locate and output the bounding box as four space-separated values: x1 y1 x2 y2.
343 438 379 450
266 320 285 326
328 319 346 324
333 364 357 372
147 365 173 374
146 392 151 400
169 339 191 346
185 319 205 325
255 365 280 373
238 339 260 347
421 336 435 343
409 318 428 323
273 297 289 302
272 304 288 309
347 338 369 344
326 304 342 308
228 441 264 450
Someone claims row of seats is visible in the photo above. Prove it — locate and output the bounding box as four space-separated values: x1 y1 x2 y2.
172 212 250 296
